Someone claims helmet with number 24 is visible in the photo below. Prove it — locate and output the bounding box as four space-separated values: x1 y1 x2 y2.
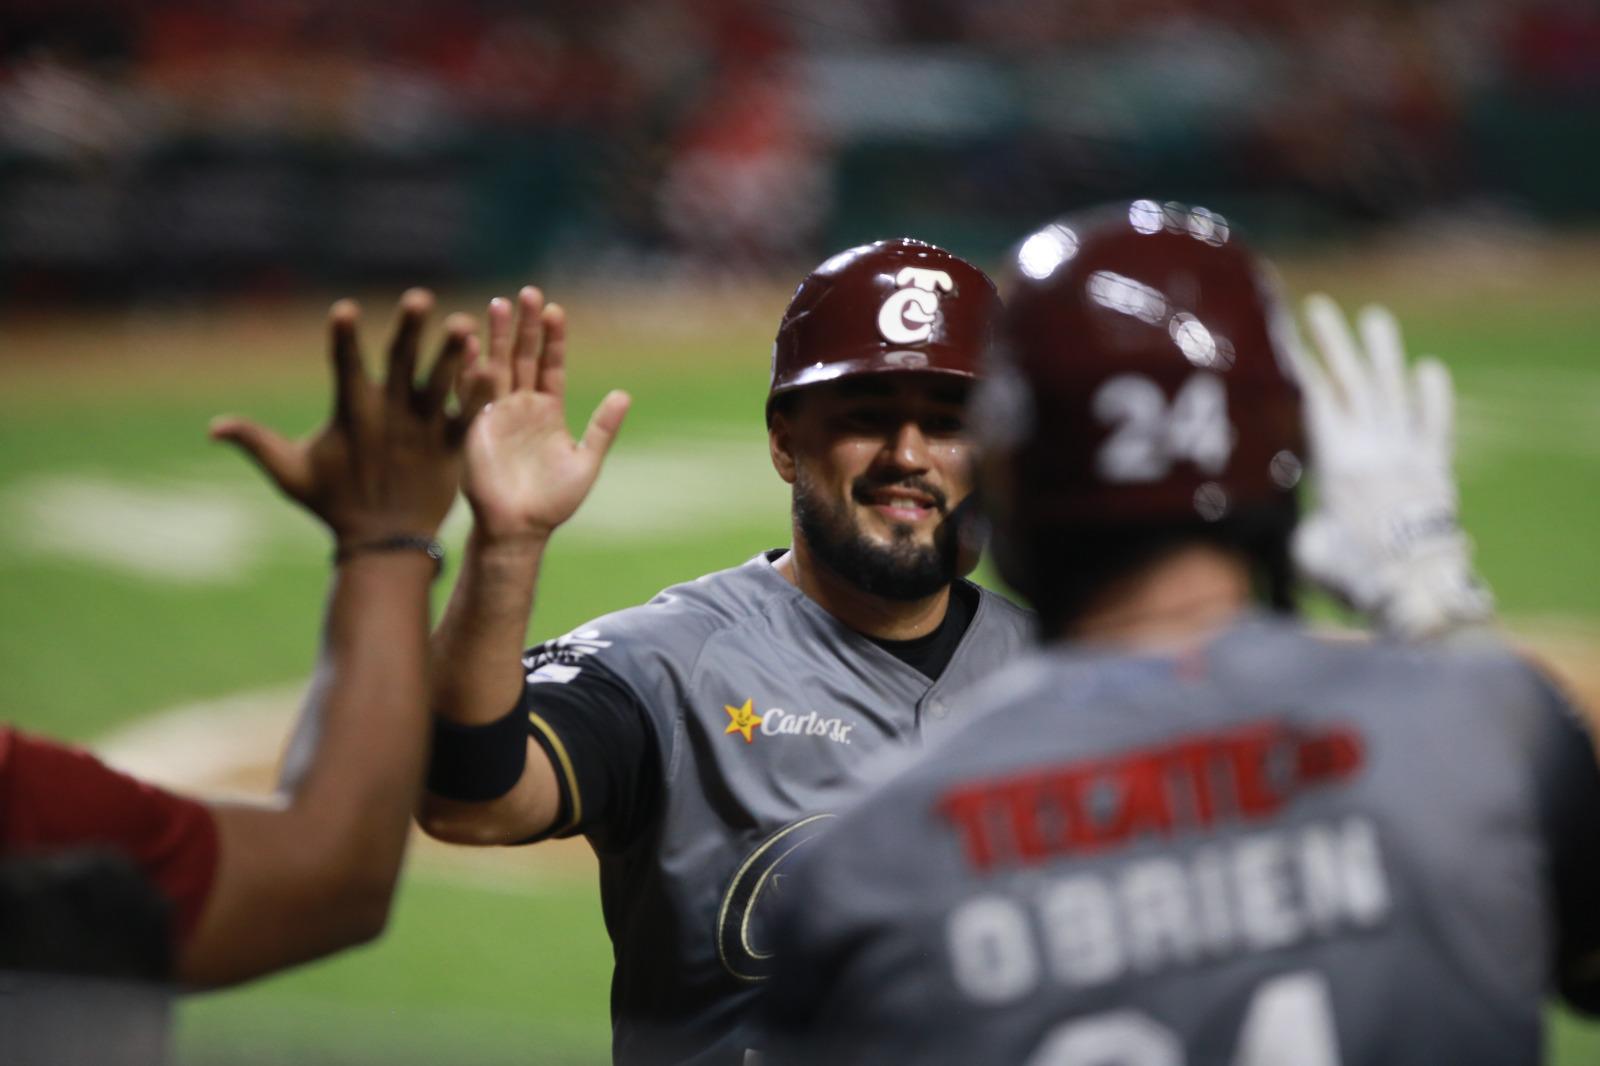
972 200 1306 611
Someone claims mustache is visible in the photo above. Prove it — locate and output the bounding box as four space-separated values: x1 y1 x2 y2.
850 476 949 514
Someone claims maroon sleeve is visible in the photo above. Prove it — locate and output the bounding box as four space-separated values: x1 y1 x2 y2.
0 727 220 945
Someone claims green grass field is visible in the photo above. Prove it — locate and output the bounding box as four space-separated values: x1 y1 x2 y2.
2 245 1599 1064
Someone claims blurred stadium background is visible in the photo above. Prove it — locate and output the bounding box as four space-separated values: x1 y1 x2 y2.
2 1 1599 1063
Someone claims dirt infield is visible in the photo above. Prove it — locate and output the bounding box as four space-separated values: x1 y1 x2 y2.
93 687 600 885
1509 618 1600 733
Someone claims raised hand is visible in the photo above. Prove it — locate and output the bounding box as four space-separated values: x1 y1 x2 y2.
1288 293 1493 637
457 286 630 542
210 289 478 547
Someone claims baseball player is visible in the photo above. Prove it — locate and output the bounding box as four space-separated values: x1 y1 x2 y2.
2 290 475 999
760 204 1597 1064
418 240 1035 1065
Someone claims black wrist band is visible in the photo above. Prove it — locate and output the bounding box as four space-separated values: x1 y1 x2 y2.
427 689 531 802
334 535 444 576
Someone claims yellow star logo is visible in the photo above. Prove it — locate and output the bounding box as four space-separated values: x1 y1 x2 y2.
724 699 763 744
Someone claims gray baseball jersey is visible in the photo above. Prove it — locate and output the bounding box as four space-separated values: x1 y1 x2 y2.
762 614 1600 1065
515 551 1034 1064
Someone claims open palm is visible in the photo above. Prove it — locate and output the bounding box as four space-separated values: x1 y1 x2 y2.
458 287 630 541
212 290 476 546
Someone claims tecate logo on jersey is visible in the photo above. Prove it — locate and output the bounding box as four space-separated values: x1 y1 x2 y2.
937 719 1363 870
722 698 855 746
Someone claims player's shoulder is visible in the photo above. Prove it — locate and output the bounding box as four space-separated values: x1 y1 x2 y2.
946 650 1057 728
1234 618 1588 755
522 552 798 684
964 579 1036 639
608 550 799 638
1286 621 1563 702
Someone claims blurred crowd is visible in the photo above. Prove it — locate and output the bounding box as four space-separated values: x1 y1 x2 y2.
2 0 1597 296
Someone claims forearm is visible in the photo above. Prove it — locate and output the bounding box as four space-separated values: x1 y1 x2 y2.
429 527 551 724
417 528 566 842
288 551 436 846
181 552 435 987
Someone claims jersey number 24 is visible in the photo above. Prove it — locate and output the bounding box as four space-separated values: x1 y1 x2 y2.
1027 971 1340 1066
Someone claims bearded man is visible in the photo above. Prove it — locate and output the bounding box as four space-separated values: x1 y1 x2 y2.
416 240 1033 1066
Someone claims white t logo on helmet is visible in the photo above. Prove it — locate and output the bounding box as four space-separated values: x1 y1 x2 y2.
877 267 955 345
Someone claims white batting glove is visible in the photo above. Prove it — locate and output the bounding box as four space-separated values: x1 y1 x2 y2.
1288 294 1494 639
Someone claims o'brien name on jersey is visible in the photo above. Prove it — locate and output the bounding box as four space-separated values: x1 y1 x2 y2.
936 720 1393 1002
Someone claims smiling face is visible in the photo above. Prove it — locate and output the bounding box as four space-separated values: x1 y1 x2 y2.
770 374 974 601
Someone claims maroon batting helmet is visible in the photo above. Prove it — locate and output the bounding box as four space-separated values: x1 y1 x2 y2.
975 201 1305 612
767 238 999 422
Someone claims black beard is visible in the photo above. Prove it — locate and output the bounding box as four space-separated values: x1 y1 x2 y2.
793 469 959 601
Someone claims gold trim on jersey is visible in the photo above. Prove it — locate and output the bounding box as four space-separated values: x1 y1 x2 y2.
528 711 583 835
715 812 836 982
